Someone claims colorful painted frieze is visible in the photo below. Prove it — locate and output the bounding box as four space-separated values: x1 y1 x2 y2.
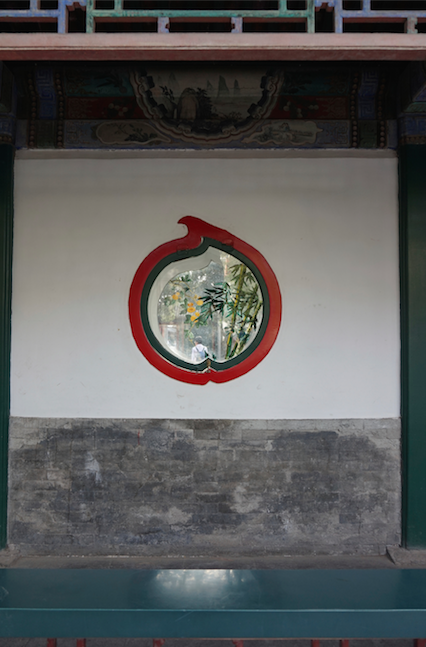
6 62 424 150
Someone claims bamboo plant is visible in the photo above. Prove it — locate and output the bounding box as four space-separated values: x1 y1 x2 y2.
165 261 262 360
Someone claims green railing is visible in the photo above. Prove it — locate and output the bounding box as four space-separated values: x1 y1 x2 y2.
86 0 315 33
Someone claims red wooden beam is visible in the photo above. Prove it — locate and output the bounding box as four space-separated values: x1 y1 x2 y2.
0 33 426 61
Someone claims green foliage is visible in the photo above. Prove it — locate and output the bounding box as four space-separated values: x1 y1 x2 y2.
194 263 262 359
158 259 262 362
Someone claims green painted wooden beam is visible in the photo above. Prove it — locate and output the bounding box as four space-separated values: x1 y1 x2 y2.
400 145 426 549
0 145 13 550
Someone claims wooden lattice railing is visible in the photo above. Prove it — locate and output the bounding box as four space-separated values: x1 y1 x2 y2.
85 0 315 34
0 0 87 34
314 0 426 34
0 0 425 34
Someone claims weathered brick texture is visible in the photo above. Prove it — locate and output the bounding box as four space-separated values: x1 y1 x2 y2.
8 418 401 555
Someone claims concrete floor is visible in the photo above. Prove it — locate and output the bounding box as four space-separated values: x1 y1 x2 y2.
1 549 425 647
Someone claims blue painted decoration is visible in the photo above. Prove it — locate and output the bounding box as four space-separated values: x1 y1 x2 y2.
314 0 426 34
0 0 87 35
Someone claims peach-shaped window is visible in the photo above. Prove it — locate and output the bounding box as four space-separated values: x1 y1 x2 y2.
129 217 281 384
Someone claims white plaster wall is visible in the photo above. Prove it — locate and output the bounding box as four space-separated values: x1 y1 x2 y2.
11 155 399 419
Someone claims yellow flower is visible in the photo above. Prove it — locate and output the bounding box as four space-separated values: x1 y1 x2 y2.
190 313 200 322
188 302 194 307
187 306 196 313
172 292 180 300
196 299 203 306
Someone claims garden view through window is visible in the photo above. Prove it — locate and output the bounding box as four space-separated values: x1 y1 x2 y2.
148 247 264 365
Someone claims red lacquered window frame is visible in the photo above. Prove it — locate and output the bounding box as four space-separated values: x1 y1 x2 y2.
129 216 282 384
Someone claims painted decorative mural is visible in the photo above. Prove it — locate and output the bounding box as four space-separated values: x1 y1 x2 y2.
128 67 282 145
0 61 410 150
2 60 426 149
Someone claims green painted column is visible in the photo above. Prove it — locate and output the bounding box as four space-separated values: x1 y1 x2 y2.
0 144 13 549
400 145 426 548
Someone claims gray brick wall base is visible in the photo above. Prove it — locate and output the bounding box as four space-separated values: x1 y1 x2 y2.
8 418 401 556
